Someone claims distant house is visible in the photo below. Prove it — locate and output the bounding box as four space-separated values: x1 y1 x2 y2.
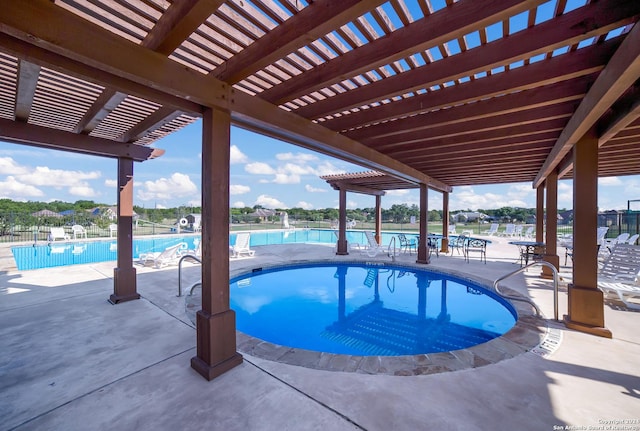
90 206 138 221
248 208 276 222
453 211 488 222
185 213 201 231
31 209 62 218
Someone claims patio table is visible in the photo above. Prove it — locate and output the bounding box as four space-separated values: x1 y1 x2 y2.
509 240 546 267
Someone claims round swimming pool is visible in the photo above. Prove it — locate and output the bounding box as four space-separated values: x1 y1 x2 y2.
228 263 516 356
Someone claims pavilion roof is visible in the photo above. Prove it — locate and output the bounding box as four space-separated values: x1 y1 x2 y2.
1 0 639 189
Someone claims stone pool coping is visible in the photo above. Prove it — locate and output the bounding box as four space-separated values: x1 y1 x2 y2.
192 258 551 376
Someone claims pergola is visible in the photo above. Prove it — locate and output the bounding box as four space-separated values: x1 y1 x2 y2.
1 0 639 380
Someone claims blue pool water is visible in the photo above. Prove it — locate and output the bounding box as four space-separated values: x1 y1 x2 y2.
10 229 417 270
230 263 516 356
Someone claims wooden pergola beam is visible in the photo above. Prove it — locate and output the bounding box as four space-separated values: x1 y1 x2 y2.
0 118 162 161
212 0 387 84
332 181 387 196
0 0 450 192
261 0 546 105
298 0 638 120
534 22 640 188
74 90 128 134
320 37 619 132
118 107 183 143
14 59 40 121
346 77 590 142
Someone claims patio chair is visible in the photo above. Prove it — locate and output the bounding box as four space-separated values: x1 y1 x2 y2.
464 237 487 264
448 225 457 235
514 225 523 238
449 235 466 257
397 233 416 255
597 244 640 309
231 232 255 258
138 242 187 269
48 227 69 242
71 224 87 240
362 231 386 257
484 223 499 236
109 224 118 238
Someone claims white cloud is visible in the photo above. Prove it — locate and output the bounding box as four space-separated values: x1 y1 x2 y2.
186 198 201 207
296 201 314 209
137 172 198 201
232 201 246 208
347 199 358 209
599 176 622 186
17 166 101 187
386 189 410 196
255 194 287 209
69 184 97 197
305 184 326 193
273 173 300 184
314 161 345 176
230 184 250 195
245 162 276 175
276 152 318 162
104 179 117 187
230 145 248 164
0 176 44 198
0 157 29 175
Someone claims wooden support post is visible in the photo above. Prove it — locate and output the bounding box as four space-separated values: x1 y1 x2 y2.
336 188 348 255
375 195 382 245
565 130 611 338
542 170 559 278
441 191 449 253
191 107 243 380
536 186 544 244
109 157 139 304
417 183 429 264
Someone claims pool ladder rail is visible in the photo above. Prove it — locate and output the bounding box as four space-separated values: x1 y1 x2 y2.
492 261 559 321
177 254 202 297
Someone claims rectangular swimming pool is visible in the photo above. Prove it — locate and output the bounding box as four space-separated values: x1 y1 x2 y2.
11 230 413 270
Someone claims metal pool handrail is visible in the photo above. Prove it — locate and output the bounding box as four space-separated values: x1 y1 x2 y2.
177 254 201 297
492 261 560 321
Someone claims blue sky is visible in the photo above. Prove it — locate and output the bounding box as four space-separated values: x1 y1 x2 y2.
1 119 639 211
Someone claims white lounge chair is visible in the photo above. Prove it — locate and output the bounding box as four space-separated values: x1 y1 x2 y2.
500 224 516 237
362 231 386 257
109 224 118 238
603 233 630 252
231 233 255 258
484 223 499 236
138 242 186 268
48 227 69 242
523 226 534 239
597 244 640 309
448 225 457 235
71 224 87 239
626 234 639 245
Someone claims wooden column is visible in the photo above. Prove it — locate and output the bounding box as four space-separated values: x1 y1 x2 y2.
191 108 243 380
441 191 449 253
109 157 139 304
375 195 382 245
542 170 559 277
417 183 429 264
565 131 611 338
535 185 544 243
336 188 348 255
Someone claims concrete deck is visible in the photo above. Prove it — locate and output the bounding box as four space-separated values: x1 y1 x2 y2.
1 235 639 430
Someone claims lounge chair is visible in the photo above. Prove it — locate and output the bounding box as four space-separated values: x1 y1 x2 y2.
603 233 630 252
71 224 87 239
362 231 386 257
109 224 118 238
523 226 534 239
448 225 457 235
626 234 639 245
500 224 516 237
231 232 255 258
48 227 69 242
597 244 640 309
138 242 187 268
484 223 499 236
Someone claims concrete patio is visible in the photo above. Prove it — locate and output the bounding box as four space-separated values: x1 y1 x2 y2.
1 235 639 431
